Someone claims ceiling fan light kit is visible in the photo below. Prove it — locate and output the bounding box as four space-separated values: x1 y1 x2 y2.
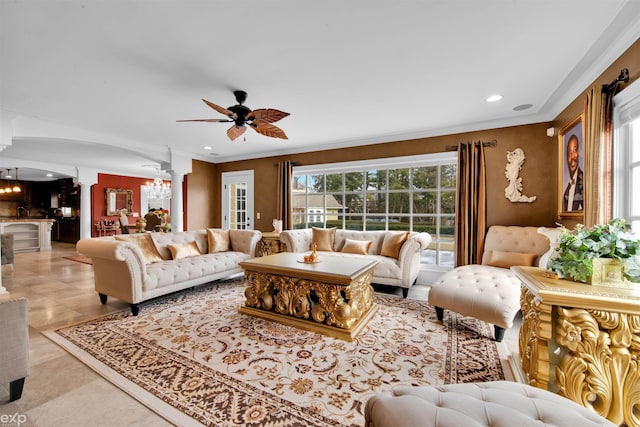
178 90 289 141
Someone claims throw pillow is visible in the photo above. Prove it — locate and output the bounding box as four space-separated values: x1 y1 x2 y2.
341 238 372 255
167 240 201 260
487 250 537 269
207 228 231 253
312 227 336 252
115 233 164 264
380 231 409 259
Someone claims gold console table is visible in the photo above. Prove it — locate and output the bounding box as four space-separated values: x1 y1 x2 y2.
239 252 378 341
257 231 285 256
512 266 640 426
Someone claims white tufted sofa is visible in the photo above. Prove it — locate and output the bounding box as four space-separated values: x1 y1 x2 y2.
364 381 616 427
77 229 261 315
279 229 432 297
428 225 552 341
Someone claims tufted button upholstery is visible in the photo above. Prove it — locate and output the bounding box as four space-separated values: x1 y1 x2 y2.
77 229 262 315
364 381 616 427
429 264 521 329
428 226 552 341
144 251 252 290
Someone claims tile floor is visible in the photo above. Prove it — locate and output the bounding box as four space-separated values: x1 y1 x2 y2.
0 243 520 427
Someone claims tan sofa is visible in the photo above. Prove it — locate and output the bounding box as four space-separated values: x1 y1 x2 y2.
279 228 432 297
427 225 552 341
77 229 261 315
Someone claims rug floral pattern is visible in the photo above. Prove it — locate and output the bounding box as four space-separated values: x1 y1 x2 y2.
52 280 504 426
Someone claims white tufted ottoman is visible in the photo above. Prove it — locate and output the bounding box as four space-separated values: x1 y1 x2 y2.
364 381 616 427
428 264 521 341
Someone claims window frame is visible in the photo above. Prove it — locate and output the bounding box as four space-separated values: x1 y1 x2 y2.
292 152 457 268
613 78 640 235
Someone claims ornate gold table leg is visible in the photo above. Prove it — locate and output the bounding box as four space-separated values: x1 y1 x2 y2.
519 287 553 389
240 269 377 341
554 307 640 426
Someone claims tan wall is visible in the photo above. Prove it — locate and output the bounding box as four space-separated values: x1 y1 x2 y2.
194 122 555 231
187 39 640 232
185 159 218 230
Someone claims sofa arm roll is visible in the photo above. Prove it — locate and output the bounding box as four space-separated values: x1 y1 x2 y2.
399 233 432 259
230 229 262 257
76 238 148 304
279 229 313 253
77 238 146 267
398 232 432 286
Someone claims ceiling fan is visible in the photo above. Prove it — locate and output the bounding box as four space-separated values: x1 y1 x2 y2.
177 90 289 141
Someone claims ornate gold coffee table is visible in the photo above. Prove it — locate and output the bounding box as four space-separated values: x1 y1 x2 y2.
239 252 378 341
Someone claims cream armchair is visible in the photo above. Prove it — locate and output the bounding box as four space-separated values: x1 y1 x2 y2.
428 226 552 341
0 298 29 401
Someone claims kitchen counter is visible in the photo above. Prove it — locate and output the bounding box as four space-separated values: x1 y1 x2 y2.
0 219 55 252
0 218 56 222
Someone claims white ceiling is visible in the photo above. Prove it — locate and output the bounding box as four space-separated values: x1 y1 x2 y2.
1 0 639 182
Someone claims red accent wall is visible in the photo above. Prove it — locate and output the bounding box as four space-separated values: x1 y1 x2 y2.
91 173 171 237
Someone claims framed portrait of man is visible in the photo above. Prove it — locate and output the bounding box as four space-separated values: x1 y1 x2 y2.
558 114 584 217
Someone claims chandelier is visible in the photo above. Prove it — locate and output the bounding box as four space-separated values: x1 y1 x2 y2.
0 168 21 195
142 174 171 199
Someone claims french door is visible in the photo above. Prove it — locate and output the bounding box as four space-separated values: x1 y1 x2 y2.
221 170 254 230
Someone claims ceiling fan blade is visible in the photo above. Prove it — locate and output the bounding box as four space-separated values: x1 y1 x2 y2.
247 108 290 123
176 118 232 123
227 125 246 141
202 99 236 119
251 120 288 139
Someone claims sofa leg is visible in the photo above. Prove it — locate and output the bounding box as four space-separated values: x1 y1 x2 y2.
494 326 505 342
130 304 140 316
435 307 444 321
402 288 409 298
9 377 25 401
99 293 107 304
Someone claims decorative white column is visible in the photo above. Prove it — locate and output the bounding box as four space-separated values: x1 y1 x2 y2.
167 149 192 233
0 243 5 293
76 167 98 239
170 171 184 232
0 114 15 292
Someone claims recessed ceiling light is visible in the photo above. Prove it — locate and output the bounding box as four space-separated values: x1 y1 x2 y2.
486 94 503 103
46 173 53 177
203 146 213 150
513 104 533 111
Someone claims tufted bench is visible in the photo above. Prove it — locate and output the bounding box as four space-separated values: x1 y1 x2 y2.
427 226 552 341
364 381 616 427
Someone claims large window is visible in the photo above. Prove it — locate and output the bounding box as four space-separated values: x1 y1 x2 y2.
614 78 640 235
292 153 457 267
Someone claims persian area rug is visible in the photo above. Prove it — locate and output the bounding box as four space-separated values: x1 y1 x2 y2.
45 279 504 427
62 255 93 265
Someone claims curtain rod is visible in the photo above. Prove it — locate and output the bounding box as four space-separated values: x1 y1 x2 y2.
445 140 497 151
273 161 299 166
603 68 629 93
